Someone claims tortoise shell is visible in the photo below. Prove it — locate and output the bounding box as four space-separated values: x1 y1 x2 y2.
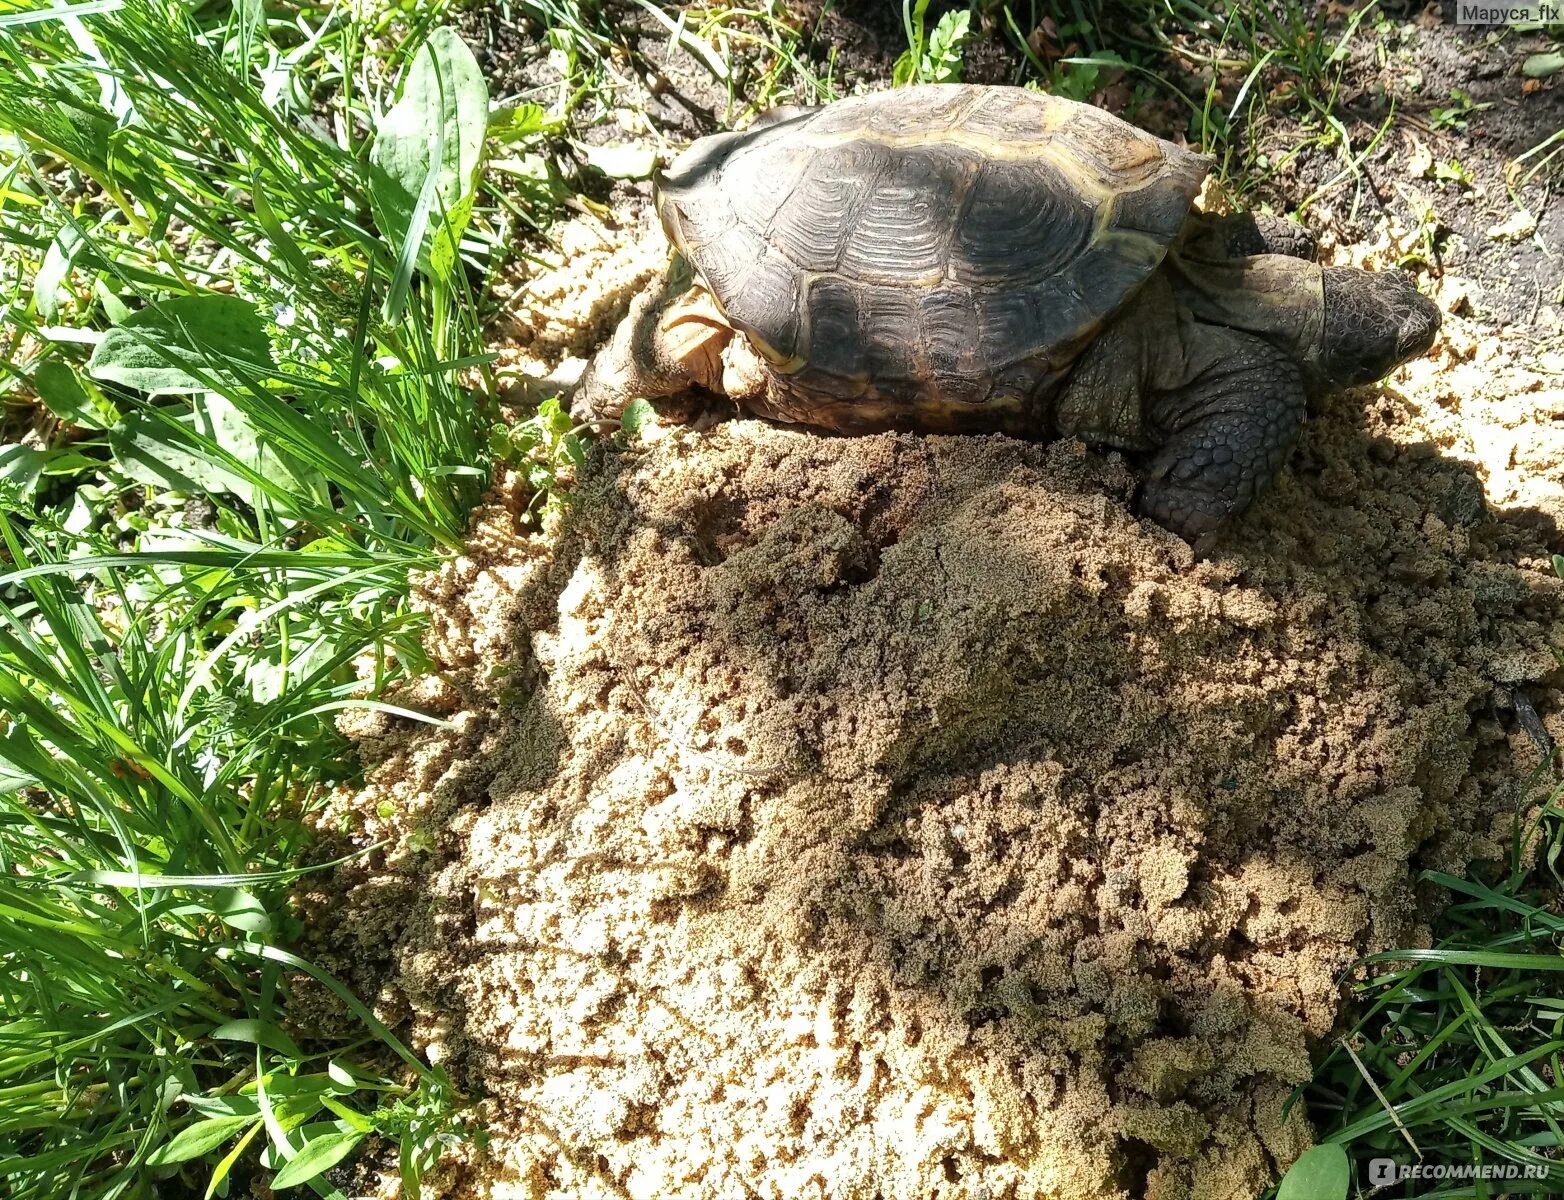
654 84 1211 431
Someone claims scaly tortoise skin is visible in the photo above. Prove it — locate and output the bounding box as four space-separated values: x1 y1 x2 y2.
574 85 1440 545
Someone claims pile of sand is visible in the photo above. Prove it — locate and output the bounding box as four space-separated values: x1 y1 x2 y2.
302 217 1564 1199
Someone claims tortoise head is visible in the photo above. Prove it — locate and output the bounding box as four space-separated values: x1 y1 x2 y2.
1316 266 1441 388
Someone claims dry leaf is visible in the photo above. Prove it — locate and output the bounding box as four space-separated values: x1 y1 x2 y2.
1027 18 1066 63
1487 209 1537 242
1405 139 1434 180
1097 82 1132 113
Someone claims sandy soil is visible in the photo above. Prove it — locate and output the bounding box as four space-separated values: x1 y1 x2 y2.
295 6 1564 1196
298 196 1564 1199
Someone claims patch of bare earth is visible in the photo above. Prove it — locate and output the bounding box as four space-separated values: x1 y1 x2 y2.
296 201 1564 1199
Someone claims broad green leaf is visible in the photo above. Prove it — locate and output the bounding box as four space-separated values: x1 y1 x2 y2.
243 1072 335 1101
94 277 130 324
34 223 85 321
184 1095 262 1120
241 622 350 706
291 1119 357 1140
369 27 487 296
320 1096 375 1132
326 1060 356 1091
270 1129 365 1189
40 449 100 476
210 1018 302 1060
1524 52 1563 80
87 295 275 395
0 445 47 506
619 397 655 438
146 1114 259 1166
110 407 254 496
191 393 324 506
35 359 114 429
212 887 273 935
110 393 321 507
1277 1144 1349 1200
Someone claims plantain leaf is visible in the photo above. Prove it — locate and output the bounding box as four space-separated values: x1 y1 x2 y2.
369 27 487 308
1277 1144 1349 1200
110 407 247 496
210 1018 302 1060
35 359 114 429
1523 52 1563 80
87 295 274 396
34 222 85 321
109 392 322 508
212 887 273 935
0 445 48 507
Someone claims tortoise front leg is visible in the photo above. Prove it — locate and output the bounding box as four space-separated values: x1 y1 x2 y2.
1139 329 1306 549
570 278 734 423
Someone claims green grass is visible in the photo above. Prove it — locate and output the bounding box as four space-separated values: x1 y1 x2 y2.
0 0 528 1193
971 1 1377 203
506 0 837 129
1289 716 1564 1197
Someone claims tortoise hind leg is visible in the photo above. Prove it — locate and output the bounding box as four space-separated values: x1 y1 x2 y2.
571 277 733 423
1139 328 1306 549
1182 211 1318 261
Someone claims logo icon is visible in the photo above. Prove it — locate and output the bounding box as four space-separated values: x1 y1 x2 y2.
1369 1158 1398 1186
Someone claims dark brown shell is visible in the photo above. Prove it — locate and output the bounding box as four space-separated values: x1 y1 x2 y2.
655 84 1210 426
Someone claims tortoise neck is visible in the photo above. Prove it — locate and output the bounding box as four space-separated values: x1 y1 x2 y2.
1163 251 1326 378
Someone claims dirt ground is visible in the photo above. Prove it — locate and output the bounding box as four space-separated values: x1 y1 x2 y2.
306 253 1564 1200
298 5 1564 1199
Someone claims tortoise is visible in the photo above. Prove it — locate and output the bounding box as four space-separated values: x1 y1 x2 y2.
572 84 1440 544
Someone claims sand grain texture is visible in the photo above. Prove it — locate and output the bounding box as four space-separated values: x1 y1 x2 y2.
309 218 1564 1200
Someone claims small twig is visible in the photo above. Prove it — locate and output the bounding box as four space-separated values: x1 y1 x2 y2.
1340 1035 1421 1159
